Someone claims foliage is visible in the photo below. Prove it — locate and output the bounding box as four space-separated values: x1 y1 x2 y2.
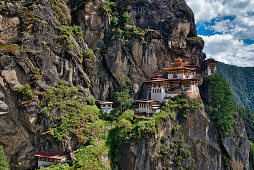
18 84 34 101
250 141 254 170
113 74 133 112
101 0 145 45
206 73 235 137
38 163 70 170
101 0 117 15
32 68 42 80
56 25 83 37
0 146 9 170
55 25 83 51
236 106 254 142
38 136 111 170
55 35 73 50
158 137 194 168
106 115 156 166
84 48 96 61
73 139 111 169
49 0 67 22
40 80 101 142
217 62 254 111
118 109 134 121
155 94 199 123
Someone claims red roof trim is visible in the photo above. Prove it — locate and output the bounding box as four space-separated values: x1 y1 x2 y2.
34 152 65 160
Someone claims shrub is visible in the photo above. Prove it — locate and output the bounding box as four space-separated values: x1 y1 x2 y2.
0 146 9 170
206 73 235 137
32 68 42 80
18 84 34 101
84 48 96 61
40 81 100 142
49 0 67 22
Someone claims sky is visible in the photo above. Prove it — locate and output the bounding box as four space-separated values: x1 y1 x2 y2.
186 0 254 67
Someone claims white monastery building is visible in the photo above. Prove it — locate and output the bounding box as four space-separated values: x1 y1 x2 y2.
98 101 113 113
135 57 217 116
34 152 67 168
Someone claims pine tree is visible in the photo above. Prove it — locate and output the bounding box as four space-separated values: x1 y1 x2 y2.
206 73 235 137
0 145 9 170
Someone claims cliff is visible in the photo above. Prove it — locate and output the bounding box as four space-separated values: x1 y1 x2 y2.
0 0 249 169
121 107 249 170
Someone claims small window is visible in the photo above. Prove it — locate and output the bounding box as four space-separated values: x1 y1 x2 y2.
173 73 177 78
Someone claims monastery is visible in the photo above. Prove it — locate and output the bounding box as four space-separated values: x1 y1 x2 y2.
135 58 217 116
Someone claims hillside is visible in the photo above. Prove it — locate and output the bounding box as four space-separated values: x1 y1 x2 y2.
0 0 250 169
217 62 254 111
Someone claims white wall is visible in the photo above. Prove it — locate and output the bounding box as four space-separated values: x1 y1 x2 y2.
101 104 113 113
38 160 54 167
151 86 165 102
207 67 212 75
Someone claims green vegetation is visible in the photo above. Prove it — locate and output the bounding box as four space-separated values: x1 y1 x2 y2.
107 94 198 167
187 36 204 47
39 133 111 170
73 137 111 169
55 25 83 51
0 146 9 170
113 74 134 113
250 141 254 170
158 137 194 168
217 62 254 111
205 73 235 137
236 106 254 142
18 84 35 105
32 68 42 80
55 35 73 51
84 48 96 61
40 80 102 142
56 25 83 37
101 0 146 45
49 0 67 23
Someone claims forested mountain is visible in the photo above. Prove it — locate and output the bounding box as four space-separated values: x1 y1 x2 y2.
217 62 254 111
0 0 250 169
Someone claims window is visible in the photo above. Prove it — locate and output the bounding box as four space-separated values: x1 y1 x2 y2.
173 73 177 78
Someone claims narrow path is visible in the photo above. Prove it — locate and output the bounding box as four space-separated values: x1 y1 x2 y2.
70 125 114 161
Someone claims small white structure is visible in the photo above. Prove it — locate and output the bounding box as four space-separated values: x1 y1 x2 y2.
205 58 217 76
99 101 113 113
135 100 161 116
34 152 67 168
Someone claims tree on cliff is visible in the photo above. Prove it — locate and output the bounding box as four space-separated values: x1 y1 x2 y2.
0 145 9 170
206 73 235 137
113 74 133 113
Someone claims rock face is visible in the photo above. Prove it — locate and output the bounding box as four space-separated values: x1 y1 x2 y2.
0 0 249 169
121 108 249 170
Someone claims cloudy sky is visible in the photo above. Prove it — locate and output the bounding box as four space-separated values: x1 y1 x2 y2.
186 0 254 67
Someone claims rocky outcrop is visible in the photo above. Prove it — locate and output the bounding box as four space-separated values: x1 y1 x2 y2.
77 0 205 98
0 0 249 169
121 107 249 170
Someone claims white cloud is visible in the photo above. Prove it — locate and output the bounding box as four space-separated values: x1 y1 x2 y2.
186 0 254 67
200 34 254 67
186 0 254 23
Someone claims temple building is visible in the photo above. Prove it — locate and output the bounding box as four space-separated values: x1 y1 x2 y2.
34 152 67 168
204 58 217 76
134 57 217 116
98 101 113 113
135 100 161 116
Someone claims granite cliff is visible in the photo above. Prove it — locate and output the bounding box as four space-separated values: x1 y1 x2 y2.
0 0 249 169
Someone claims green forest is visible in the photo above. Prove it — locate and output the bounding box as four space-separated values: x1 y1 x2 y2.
217 62 254 111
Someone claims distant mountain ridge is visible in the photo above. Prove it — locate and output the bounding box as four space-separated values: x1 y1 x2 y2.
217 62 254 111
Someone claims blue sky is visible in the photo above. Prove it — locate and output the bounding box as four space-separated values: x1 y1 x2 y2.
186 0 254 67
